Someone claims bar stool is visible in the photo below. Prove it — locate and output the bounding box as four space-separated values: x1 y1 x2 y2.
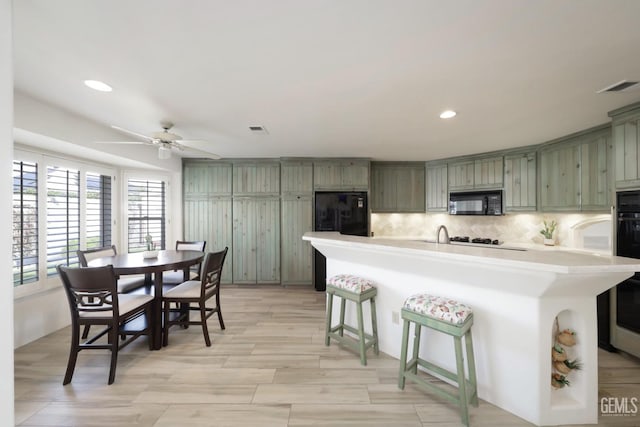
325 274 379 365
398 294 478 427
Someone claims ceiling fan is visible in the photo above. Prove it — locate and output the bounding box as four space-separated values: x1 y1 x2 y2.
104 121 221 160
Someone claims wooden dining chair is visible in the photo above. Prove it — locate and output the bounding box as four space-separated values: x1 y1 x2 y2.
57 264 154 385
77 245 147 339
162 247 228 347
162 240 207 286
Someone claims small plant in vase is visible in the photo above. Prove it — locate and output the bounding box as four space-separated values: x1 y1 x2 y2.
145 234 155 251
143 234 157 258
540 220 557 246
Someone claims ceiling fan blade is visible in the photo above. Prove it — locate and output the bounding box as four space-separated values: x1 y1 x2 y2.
173 142 221 159
95 140 149 145
111 125 154 142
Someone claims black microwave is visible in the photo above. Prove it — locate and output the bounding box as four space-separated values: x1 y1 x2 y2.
449 190 503 215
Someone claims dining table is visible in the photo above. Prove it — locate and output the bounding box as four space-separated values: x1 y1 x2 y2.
87 249 205 350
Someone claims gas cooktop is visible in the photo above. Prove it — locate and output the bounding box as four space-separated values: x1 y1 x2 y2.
450 236 501 245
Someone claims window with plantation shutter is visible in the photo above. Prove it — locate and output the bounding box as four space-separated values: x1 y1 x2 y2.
12 160 39 287
86 172 112 249
46 166 80 275
127 178 166 253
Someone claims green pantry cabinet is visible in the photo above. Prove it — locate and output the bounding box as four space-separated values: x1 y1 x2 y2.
183 159 366 285
280 161 313 285
182 162 233 283
539 125 611 211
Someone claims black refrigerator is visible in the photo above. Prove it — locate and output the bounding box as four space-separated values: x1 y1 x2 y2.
313 191 368 291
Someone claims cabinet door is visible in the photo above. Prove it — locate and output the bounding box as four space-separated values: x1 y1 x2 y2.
614 117 640 188
232 198 258 283
313 162 343 190
370 166 397 212
183 162 233 197
448 161 474 190
395 166 425 212
540 145 581 211
504 152 536 211
281 161 313 194
256 198 280 283
281 196 312 285
233 162 280 195
581 135 610 210
426 164 448 212
183 197 233 283
474 157 503 188
341 160 369 190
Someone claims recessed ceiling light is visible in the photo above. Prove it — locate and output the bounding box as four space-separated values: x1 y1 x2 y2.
84 80 113 92
439 110 457 119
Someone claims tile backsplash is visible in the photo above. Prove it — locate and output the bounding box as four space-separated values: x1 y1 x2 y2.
371 212 613 250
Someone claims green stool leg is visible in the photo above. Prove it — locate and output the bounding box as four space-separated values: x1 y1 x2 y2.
466 329 479 407
370 297 379 355
411 323 422 375
338 297 346 337
398 318 410 389
356 300 367 365
454 335 470 427
325 291 334 346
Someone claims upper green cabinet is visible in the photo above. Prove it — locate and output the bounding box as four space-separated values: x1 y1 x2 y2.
611 103 640 189
540 126 610 212
371 162 425 213
281 160 313 195
448 156 503 191
447 160 474 190
183 161 232 197
232 161 280 195
503 151 536 211
314 160 369 190
425 162 448 212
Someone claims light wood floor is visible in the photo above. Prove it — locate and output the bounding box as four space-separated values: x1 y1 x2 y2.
14 285 640 426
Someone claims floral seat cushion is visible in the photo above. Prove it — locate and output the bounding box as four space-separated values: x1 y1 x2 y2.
403 294 472 325
326 274 375 294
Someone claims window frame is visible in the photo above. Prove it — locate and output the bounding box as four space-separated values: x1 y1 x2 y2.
13 149 116 299
122 171 171 255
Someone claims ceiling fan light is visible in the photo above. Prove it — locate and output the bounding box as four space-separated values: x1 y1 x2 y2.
439 110 457 119
158 146 172 160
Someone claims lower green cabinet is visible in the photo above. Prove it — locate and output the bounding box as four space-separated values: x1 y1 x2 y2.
281 195 313 285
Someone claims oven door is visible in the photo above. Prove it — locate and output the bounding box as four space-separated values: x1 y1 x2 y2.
611 211 640 357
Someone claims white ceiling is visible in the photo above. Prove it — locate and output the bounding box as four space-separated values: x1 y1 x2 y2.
13 0 640 161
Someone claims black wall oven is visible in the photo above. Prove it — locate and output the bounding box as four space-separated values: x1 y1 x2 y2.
611 190 640 357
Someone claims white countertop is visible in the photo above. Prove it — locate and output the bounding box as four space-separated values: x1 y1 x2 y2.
304 232 640 274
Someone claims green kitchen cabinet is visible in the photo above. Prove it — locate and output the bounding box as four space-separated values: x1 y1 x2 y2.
281 195 313 285
425 162 448 212
447 160 474 190
183 196 233 283
503 151 536 211
281 160 313 195
371 162 425 213
580 131 610 210
183 161 232 197
474 156 503 188
610 103 640 189
540 143 581 211
540 125 610 212
232 197 280 284
313 159 369 191
233 161 280 196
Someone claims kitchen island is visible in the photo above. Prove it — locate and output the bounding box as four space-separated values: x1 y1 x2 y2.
303 231 640 426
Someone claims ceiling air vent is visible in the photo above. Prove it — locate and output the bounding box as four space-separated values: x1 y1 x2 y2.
597 80 640 93
249 125 268 135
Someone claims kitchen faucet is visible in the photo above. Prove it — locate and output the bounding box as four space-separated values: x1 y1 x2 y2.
436 225 450 244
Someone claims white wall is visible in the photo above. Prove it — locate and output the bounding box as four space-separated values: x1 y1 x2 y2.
2 0 15 424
